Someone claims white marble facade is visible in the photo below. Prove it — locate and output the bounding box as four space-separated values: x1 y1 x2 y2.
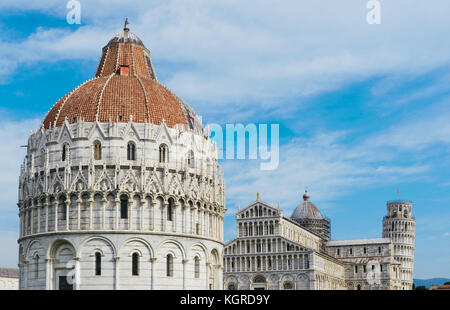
18 120 225 290
224 194 413 290
0 269 19 290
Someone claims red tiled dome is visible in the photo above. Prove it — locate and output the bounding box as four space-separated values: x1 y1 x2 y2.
43 27 203 133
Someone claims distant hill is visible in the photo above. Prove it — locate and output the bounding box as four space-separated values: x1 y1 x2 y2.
414 278 450 288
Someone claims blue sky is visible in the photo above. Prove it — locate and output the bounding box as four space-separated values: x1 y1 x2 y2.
0 0 449 278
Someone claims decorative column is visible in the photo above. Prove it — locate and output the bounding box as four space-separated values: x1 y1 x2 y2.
88 194 94 230
182 259 189 290
205 210 209 237
218 264 224 290
173 202 179 233
74 257 81 290
23 260 28 290
45 258 52 290
150 257 157 290
65 198 70 231
115 198 120 230
198 208 202 236
19 209 23 238
162 201 168 232
151 200 156 231
102 195 107 230
114 257 120 290
140 199 144 231
128 198 133 230
37 202 41 233
191 205 196 234
182 203 187 234
44 199 49 233
30 202 35 234
205 262 210 290
77 195 82 230
54 201 59 232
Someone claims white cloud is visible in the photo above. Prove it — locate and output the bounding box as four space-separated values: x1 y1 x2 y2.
2 1 450 111
222 128 431 215
362 101 450 151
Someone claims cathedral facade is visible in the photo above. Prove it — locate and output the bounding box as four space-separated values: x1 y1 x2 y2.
223 191 415 290
17 25 225 290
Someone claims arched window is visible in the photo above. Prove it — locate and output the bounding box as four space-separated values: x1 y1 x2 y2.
40 149 45 167
62 144 68 161
254 275 266 283
159 144 168 163
95 252 102 276
167 199 174 221
59 197 67 221
166 254 173 277
127 142 136 160
227 284 236 290
94 141 102 160
132 253 139 276
357 284 361 290
194 257 200 278
283 281 293 290
187 150 194 168
120 195 128 219
34 254 40 279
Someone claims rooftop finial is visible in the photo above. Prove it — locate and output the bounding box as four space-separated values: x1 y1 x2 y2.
124 17 130 31
257 192 260 201
303 188 310 201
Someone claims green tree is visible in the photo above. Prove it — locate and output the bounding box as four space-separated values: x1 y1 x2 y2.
415 285 427 290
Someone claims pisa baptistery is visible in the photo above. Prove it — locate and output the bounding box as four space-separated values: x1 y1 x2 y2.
17 23 225 290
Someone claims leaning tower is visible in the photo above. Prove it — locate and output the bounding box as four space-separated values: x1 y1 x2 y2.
382 200 415 290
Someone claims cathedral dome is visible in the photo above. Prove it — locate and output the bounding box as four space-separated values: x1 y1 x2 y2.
42 25 203 133
291 190 324 220
19 22 225 290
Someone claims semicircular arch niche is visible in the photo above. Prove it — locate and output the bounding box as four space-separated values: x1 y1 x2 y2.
252 274 267 290
118 239 153 290
78 237 116 290
48 240 76 290
296 273 310 290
